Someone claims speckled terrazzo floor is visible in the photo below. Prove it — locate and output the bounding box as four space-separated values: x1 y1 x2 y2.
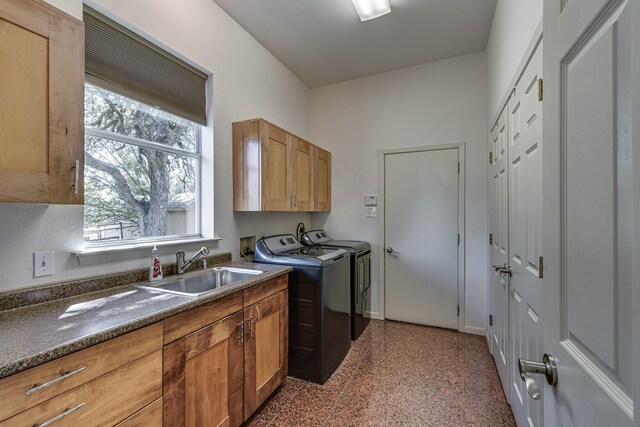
244 319 515 427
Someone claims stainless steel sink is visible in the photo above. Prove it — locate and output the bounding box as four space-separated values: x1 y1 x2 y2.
136 267 264 297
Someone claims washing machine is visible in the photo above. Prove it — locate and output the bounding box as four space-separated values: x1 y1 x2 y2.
253 234 351 384
301 229 371 340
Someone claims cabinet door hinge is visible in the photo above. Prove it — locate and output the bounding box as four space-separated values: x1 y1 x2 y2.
458 162 460 173
538 78 544 101
457 305 460 316
538 256 544 279
458 234 460 245
489 314 493 326
489 151 493 164
489 233 493 245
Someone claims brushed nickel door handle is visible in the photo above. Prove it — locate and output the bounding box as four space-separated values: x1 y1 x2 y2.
518 354 558 400
492 263 512 277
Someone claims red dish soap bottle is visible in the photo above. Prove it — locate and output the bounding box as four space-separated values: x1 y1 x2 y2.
149 244 163 281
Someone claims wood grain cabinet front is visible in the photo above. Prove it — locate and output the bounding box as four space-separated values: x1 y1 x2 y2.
233 118 331 212
0 323 163 426
162 274 289 427
313 146 331 212
163 311 245 427
243 289 288 420
0 0 84 204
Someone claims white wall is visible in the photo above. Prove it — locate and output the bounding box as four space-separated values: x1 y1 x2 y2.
309 52 488 331
0 0 311 292
486 0 542 120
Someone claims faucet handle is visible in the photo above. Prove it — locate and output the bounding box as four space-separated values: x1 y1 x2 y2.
202 259 208 269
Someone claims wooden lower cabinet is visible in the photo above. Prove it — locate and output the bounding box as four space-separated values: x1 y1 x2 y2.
243 289 288 419
162 276 289 427
0 277 288 427
0 324 162 426
115 398 163 427
163 311 244 427
0 351 162 427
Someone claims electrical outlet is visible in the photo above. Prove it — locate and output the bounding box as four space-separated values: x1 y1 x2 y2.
33 251 54 277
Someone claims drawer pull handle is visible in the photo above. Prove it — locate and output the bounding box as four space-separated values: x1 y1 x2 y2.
73 160 80 194
26 367 86 395
238 321 244 343
32 402 85 427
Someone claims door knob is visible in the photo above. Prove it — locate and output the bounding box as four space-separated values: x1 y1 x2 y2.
492 263 513 277
518 354 558 400
385 247 400 255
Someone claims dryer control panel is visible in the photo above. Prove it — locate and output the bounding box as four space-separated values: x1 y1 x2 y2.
262 234 304 253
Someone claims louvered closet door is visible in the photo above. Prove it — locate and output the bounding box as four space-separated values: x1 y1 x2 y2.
508 42 543 427
490 103 510 397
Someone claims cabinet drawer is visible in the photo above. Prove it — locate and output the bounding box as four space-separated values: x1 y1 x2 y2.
243 274 288 307
0 323 162 421
115 397 162 427
163 292 243 343
1 350 162 426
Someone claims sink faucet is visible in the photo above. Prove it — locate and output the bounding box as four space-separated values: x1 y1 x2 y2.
176 247 210 274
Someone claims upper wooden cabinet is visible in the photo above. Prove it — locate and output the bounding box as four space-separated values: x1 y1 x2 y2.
293 136 314 211
0 0 84 204
313 146 331 212
233 118 331 212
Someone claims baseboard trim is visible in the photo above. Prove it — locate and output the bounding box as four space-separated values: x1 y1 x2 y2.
365 311 382 320
463 326 486 336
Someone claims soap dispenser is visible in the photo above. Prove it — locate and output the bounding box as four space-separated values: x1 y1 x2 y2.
149 245 163 281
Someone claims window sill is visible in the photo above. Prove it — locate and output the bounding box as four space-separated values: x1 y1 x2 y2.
73 236 222 258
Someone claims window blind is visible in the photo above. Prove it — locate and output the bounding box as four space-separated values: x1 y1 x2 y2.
84 6 208 125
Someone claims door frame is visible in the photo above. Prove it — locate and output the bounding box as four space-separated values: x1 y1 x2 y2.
378 142 466 332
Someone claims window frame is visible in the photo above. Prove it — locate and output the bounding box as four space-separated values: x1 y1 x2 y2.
83 83 203 248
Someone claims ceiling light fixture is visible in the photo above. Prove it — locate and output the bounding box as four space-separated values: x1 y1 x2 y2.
351 0 391 21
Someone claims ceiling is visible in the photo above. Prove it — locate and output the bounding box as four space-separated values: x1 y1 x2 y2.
212 0 497 88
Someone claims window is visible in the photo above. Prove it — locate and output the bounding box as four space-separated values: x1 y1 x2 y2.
83 83 201 243
82 5 209 246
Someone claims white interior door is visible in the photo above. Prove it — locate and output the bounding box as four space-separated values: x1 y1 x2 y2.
508 42 544 427
384 148 459 329
490 104 511 396
542 0 638 425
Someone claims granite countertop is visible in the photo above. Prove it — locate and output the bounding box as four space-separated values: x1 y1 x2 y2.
0 261 291 379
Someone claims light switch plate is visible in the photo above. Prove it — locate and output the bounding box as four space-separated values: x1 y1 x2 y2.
34 251 54 277
366 207 377 218
365 195 378 206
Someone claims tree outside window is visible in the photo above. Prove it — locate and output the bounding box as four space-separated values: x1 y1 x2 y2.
84 83 200 243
